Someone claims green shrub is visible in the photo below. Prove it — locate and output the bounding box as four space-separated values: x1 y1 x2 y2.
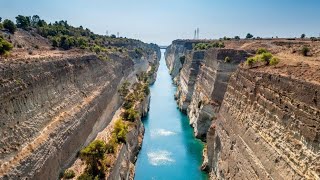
246 51 277 66
193 42 225 50
80 140 107 177
93 45 101 54
260 52 273 62
301 34 306 39
301 46 310 56
0 36 13 55
256 48 268 54
224 56 231 63
3 19 17 34
63 169 75 179
123 108 139 122
105 142 116 154
234 36 240 40
246 57 256 65
135 48 143 56
77 173 95 180
112 119 128 143
118 81 130 97
269 57 280 65
123 99 134 110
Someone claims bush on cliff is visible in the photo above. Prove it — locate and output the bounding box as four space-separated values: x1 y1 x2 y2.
0 36 13 56
246 51 279 66
80 140 107 178
269 57 280 65
112 119 128 143
193 42 225 50
63 169 75 179
118 81 130 97
256 48 268 54
123 108 139 122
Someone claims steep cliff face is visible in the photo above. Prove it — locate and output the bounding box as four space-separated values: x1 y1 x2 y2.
165 40 195 79
166 39 320 179
166 41 249 139
187 49 249 140
0 46 160 179
206 68 320 179
108 95 150 180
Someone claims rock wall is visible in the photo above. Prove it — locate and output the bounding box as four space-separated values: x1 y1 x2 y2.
187 49 249 140
108 94 150 180
0 46 160 179
166 41 248 139
166 39 319 179
206 68 320 179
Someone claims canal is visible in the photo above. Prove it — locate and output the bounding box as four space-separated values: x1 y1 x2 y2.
134 49 208 180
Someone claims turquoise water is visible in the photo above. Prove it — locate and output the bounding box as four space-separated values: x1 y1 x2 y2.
135 50 208 180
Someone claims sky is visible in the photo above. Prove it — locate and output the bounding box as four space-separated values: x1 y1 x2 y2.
1 0 320 45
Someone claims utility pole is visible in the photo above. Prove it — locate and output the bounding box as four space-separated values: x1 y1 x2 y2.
106 30 108 36
117 32 120 38
194 29 197 39
197 28 200 39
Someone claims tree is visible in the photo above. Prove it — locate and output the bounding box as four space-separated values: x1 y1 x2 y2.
31 15 40 26
16 15 31 29
80 140 107 176
301 34 306 39
246 33 254 39
3 19 17 34
234 36 240 40
0 17 2 22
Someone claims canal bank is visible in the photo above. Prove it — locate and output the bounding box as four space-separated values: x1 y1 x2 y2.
135 49 207 180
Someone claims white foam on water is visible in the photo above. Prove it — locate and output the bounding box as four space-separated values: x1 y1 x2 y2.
150 129 177 138
147 150 175 166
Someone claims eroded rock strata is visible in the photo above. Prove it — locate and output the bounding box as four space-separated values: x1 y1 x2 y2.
0 46 160 179
207 68 319 179
166 39 320 179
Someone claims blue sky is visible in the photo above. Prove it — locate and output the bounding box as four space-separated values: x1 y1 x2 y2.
1 0 320 45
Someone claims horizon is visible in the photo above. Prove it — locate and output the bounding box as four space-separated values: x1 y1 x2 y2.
1 0 320 45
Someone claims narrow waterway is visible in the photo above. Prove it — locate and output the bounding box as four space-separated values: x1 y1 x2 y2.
135 50 208 180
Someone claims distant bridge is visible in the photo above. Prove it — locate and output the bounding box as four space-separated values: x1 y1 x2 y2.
159 45 168 49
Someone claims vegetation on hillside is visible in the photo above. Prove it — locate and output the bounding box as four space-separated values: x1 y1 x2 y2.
0 36 13 56
0 15 159 59
246 33 254 39
246 48 280 66
193 41 225 50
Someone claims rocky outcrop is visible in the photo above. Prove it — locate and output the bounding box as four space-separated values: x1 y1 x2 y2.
0 45 160 179
206 68 320 179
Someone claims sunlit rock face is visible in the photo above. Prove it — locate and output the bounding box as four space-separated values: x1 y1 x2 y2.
207 68 320 179
166 39 319 180
0 45 160 179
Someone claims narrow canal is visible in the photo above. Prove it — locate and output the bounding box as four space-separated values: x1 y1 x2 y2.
135 49 208 180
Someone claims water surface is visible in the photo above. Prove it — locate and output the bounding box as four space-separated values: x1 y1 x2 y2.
135 50 208 180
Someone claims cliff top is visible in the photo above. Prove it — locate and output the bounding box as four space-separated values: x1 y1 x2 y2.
172 39 320 84
0 15 159 62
